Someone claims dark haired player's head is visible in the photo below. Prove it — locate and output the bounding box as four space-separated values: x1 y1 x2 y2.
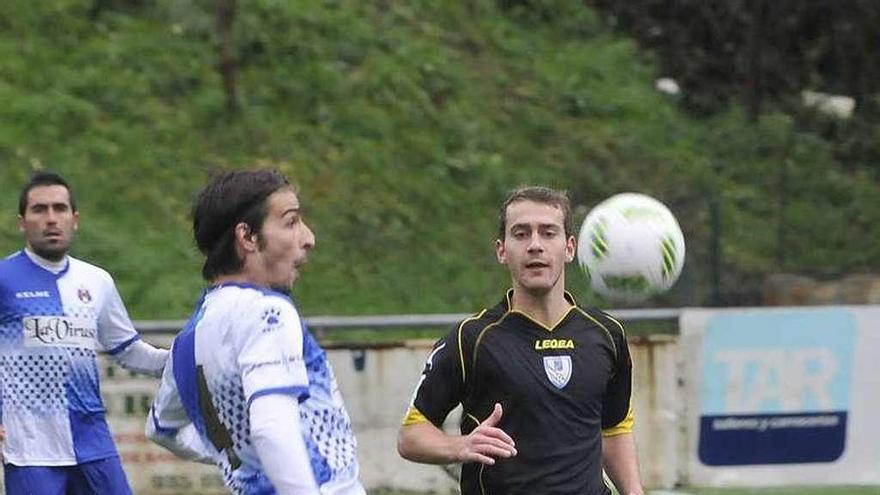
193 169 291 281
18 171 80 261
19 171 77 216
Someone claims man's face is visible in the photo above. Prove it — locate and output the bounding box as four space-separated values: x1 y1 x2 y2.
19 185 79 262
496 199 575 296
254 189 315 291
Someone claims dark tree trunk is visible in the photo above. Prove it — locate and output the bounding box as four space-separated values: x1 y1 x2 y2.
216 0 239 113
744 0 765 122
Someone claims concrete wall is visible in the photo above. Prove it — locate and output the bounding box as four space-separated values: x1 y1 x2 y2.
0 336 681 494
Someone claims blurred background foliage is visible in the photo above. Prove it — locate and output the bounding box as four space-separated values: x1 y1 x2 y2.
589 0 880 175
0 0 878 318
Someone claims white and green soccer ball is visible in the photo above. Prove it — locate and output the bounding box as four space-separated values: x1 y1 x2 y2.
577 193 685 303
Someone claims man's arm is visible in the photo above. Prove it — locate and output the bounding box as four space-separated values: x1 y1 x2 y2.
600 313 643 495
145 350 214 464
236 297 316 492
397 403 517 466
250 394 319 494
147 417 213 464
114 339 169 377
98 277 168 376
602 432 644 495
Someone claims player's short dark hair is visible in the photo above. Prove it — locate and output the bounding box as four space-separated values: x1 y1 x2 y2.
19 171 77 216
498 186 572 239
193 169 291 281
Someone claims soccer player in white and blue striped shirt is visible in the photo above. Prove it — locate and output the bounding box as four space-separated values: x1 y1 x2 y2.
0 172 168 494
147 169 364 495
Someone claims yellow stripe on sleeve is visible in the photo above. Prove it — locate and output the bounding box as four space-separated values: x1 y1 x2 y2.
401 406 430 426
601 402 635 437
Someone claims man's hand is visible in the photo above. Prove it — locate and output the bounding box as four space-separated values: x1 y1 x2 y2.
0 424 5 442
455 403 517 465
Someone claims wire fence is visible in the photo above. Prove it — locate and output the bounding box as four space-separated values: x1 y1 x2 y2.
134 308 682 335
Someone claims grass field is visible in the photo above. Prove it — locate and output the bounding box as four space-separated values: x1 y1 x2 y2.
371 488 880 495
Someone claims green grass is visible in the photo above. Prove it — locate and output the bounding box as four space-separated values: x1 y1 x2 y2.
2 1 879 321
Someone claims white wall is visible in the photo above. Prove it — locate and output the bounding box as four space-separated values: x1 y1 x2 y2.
4 308 876 493
90 336 681 494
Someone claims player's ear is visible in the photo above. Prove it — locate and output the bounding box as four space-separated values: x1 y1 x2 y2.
495 238 506 264
565 235 576 263
234 222 258 253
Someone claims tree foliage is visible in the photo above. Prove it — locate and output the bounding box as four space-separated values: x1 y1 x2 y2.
589 0 880 178
0 0 877 317
589 1 880 113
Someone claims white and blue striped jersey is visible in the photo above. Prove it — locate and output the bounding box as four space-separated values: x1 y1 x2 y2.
148 283 363 495
0 249 165 466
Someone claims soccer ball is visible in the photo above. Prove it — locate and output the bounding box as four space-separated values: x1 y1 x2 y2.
577 193 685 303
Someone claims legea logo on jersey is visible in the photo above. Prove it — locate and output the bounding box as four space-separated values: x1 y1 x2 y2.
23 316 98 349
698 310 854 466
534 338 575 350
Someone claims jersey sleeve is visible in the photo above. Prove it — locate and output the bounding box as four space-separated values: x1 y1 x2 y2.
146 343 215 463
404 325 467 427
236 296 310 407
601 315 635 436
113 339 168 377
250 394 319 492
96 273 141 355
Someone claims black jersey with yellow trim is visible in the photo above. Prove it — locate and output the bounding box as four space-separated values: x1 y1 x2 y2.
407 290 633 495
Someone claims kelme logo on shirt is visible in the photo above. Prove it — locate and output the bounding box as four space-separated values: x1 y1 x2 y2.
23 316 98 350
534 338 575 350
15 291 50 299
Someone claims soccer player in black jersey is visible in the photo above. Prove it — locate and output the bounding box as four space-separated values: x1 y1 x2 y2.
398 186 644 495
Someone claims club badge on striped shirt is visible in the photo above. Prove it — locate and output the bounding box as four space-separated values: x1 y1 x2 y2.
543 355 572 389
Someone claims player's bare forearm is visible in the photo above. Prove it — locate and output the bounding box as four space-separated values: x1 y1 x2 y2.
398 403 516 465
602 432 644 495
398 421 464 464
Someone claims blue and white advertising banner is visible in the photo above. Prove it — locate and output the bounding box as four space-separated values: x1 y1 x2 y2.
680 306 880 486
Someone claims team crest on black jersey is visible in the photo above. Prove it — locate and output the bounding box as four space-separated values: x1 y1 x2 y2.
77 287 92 304
543 355 572 389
